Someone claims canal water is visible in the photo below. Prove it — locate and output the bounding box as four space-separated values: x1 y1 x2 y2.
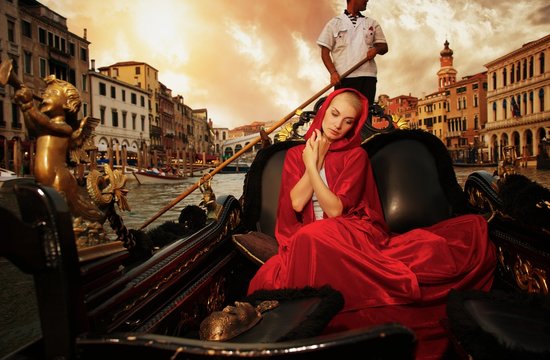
123 166 550 231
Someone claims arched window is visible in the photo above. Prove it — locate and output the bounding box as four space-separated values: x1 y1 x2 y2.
540 52 545 74
492 72 497 90
540 88 545 112
502 68 507 86
529 56 534 77
523 59 527 79
510 65 515 83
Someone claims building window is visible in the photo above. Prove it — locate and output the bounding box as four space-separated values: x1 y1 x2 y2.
502 68 507 86
23 52 32 75
540 88 545 112
11 103 21 128
99 82 106 96
529 56 534 77
523 59 527 79
122 111 127 128
516 61 520 81
131 93 137 104
82 103 88 117
81 74 87 91
39 58 47 78
510 65 514 83
110 86 116 99
121 90 126 102
80 47 88 61
492 73 497 90
141 96 146 107
69 69 76 85
69 42 75 56
0 100 4 126
540 53 545 74
135 66 141 75
39 27 46 44
132 113 137 130
100 106 106 125
141 115 145 131
21 20 31 38
112 109 119 127
7 19 15 42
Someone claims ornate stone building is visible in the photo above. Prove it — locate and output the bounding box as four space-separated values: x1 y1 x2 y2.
484 34 549 163
0 0 90 172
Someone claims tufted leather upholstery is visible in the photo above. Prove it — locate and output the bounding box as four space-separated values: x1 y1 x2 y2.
241 129 468 238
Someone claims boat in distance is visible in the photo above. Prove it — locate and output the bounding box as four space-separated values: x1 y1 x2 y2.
133 170 188 185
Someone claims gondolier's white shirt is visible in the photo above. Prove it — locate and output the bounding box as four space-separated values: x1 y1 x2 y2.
317 14 387 78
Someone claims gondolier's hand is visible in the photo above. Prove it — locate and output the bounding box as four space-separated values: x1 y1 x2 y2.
366 47 378 61
330 70 340 86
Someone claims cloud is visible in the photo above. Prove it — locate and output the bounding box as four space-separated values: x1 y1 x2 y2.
40 0 549 128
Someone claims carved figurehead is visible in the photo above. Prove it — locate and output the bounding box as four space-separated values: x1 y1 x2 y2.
1 59 130 251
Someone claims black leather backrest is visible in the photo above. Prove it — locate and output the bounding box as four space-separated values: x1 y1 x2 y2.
258 149 288 237
368 138 452 234
241 141 302 238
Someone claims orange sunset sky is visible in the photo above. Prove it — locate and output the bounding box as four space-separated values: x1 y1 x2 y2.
40 0 549 129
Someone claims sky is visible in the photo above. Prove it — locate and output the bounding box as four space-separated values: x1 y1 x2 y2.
40 0 550 129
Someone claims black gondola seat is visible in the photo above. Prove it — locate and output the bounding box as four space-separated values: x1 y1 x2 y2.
0 179 416 358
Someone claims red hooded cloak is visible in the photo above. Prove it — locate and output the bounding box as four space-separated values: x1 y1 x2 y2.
247 88 496 359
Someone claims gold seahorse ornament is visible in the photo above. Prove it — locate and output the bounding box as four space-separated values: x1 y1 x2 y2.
87 164 130 211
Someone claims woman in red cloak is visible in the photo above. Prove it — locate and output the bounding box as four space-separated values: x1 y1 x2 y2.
247 88 496 359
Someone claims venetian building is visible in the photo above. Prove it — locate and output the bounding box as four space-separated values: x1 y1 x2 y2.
445 72 488 163
437 40 457 91
158 82 175 157
88 69 149 166
386 94 418 128
98 61 161 154
484 33 549 163
0 0 90 174
191 108 214 157
416 41 457 140
173 95 187 157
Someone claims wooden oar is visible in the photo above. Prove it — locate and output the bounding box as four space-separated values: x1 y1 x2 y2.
139 55 372 230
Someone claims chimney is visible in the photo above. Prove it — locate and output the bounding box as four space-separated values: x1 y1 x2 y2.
84 28 87 40
91 59 95 71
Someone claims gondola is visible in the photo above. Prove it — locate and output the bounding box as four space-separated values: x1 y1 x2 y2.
2 100 550 359
2 52 550 359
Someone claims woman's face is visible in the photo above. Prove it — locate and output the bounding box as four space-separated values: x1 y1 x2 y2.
321 94 359 142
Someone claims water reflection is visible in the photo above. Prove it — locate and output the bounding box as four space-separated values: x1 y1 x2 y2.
122 173 246 230
121 168 550 232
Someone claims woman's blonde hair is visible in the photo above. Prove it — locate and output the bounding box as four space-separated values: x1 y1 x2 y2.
335 91 363 119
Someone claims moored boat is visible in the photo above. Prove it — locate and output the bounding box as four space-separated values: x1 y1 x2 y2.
133 170 188 184
219 161 251 174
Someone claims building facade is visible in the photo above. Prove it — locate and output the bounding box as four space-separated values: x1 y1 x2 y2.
484 34 549 163
1 0 90 172
88 70 149 165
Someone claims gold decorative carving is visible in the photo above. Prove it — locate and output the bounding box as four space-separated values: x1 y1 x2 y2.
513 254 548 295
1 58 130 255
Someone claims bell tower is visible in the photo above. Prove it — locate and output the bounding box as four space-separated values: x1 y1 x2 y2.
437 40 457 91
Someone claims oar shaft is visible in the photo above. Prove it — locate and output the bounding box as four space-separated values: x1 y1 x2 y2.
138 56 371 230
